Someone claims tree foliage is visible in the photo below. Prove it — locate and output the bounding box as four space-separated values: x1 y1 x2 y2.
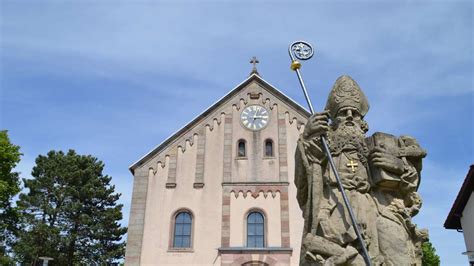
0 130 22 265
422 240 440 266
0 130 21 208
14 150 127 265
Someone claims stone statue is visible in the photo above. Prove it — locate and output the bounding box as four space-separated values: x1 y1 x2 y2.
295 75 428 265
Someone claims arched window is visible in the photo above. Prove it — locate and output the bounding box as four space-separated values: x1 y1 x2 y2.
247 212 264 247
264 139 273 157
238 139 246 157
173 211 192 248
243 262 269 266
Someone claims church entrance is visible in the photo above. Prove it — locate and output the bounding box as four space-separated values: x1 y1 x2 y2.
242 261 268 266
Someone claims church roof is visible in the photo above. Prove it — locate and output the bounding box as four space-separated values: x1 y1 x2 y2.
129 73 310 174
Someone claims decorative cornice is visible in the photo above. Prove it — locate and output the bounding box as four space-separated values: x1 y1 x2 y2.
222 182 289 186
218 247 293 254
230 190 281 199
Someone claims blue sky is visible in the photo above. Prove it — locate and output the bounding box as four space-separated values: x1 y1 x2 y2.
1 1 472 264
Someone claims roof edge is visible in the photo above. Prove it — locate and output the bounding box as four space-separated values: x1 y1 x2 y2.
129 73 310 174
444 164 474 230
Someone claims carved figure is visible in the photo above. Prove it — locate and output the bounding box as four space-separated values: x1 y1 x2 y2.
295 75 428 265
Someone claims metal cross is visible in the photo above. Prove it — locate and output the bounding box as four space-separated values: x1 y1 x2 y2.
250 56 260 72
346 160 358 173
249 56 260 75
250 56 259 68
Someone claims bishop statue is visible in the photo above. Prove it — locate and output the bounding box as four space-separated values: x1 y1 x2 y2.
295 75 428 265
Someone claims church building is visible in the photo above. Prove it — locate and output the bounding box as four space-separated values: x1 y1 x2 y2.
125 62 310 265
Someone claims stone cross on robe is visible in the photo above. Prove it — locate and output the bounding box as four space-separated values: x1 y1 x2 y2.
346 160 358 173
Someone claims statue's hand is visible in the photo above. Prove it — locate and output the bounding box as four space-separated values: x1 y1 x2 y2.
370 147 404 174
303 110 330 139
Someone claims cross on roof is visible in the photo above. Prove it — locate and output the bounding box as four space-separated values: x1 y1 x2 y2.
249 56 260 76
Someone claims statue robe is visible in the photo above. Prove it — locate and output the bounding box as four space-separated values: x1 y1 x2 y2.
295 135 380 261
295 133 427 265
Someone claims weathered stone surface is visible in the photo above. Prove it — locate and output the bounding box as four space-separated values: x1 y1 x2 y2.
295 75 428 265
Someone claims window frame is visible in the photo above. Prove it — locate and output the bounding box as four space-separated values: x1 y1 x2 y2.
264 139 274 157
237 139 247 158
168 209 194 252
245 209 267 248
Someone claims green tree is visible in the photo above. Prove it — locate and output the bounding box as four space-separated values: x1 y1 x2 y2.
0 130 22 265
14 150 127 265
422 240 440 266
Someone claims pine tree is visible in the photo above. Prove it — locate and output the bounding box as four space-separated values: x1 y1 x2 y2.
422 241 441 266
14 150 127 265
0 130 22 265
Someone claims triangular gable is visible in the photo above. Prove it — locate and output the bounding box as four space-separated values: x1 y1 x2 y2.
129 73 310 174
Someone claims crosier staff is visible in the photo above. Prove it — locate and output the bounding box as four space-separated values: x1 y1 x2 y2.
288 41 372 266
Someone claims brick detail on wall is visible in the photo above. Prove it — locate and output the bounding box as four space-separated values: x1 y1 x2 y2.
279 186 290 247
166 147 177 188
226 183 288 198
220 252 291 266
223 113 233 182
124 169 149 266
277 112 288 182
221 186 231 247
194 128 206 188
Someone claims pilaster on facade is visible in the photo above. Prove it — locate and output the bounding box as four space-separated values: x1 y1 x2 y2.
223 113 233 183
165 147 178 188
278 110 289 182
279 186 290 247
221 186 232 247
124 168 150 265
194 128 206 189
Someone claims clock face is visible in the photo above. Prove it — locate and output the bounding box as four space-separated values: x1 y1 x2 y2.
240 105 269 131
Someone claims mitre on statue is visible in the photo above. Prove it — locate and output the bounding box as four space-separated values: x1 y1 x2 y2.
324 75 370 119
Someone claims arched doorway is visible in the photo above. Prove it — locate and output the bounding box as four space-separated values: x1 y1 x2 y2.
242 261 268 266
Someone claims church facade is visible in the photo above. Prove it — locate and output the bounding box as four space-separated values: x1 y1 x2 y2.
125 71 310 265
